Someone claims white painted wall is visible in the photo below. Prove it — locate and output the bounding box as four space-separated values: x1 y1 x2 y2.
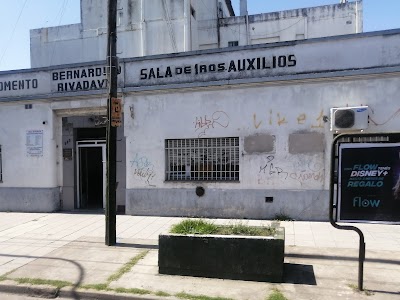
219 1 362 47
30 0 360 68
31 0 193 67
0 102 59 188
124 87 322 190
123 74 400 200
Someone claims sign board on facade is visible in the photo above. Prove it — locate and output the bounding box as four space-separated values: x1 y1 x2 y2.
26 130 43 157
1 32 400 101
111 97 122 127
338 143 400 223
51 66 108 93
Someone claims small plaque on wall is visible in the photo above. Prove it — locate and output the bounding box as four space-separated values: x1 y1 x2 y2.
63 148 73 161
26 130 43 157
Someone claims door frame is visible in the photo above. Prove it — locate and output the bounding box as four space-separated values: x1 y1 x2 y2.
76 140 106 209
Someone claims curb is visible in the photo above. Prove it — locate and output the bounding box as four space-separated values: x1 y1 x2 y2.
59 287 174 300
0 281 179 300
0 281 59 298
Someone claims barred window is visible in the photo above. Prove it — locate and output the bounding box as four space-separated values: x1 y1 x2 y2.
0 145 2 182
165 137 239 181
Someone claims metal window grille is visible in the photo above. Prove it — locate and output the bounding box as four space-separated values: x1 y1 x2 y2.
0 145 2 182
165 137 239 181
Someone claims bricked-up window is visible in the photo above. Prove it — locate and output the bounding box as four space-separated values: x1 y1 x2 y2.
165 137 239 181
0 145 2 182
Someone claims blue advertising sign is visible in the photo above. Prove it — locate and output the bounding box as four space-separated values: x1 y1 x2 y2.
338 143 400 223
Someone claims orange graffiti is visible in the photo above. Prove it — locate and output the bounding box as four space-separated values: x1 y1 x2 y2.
253 114 262 129
277 113 288 126
311 110 324 128
297 113 306 125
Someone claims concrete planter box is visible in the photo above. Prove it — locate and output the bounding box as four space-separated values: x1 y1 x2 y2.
158 227 284 282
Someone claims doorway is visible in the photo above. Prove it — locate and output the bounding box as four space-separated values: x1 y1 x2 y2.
76 140 106 209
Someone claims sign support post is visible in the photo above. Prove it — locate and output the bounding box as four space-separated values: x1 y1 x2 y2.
330 134 366 291
330 132 400 291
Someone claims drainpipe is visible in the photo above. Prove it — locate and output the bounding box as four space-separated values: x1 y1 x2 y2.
355 0 359 33
240 0 247 16
184 0 190 51
216 0 221 48
240 0 249 45
140 0 146 56
246 13 249 45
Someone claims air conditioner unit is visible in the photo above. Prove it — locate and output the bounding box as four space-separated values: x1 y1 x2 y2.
330 106 369 131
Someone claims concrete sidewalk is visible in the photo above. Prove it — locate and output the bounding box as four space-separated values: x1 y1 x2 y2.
0 212 399 299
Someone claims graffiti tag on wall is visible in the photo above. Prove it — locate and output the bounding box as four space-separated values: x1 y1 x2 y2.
253 109 325 129
194 111 230 137
130 153 156 186
257 155 325 186
259 155 289 179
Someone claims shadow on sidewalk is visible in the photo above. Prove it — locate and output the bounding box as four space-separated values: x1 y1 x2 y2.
283 263 317 285
116 242 158 249
368 289 400 296
0 253 84 299
286 253 400 265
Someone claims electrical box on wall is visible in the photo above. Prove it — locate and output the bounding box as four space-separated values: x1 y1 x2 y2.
330 106 369 132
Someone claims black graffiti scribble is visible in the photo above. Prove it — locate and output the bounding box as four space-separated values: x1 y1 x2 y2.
194 111 230 137
259 155 289 179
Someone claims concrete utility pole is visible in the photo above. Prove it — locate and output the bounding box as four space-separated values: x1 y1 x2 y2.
106 0 118 246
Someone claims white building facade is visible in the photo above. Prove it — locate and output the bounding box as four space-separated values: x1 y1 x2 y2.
2 0 399 220
1 28 400 219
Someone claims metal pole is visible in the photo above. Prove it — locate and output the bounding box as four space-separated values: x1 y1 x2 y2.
105 0 117 246
359 238 365 290
329 134 365 291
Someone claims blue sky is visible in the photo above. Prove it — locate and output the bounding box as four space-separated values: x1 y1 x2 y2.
0 0 399 71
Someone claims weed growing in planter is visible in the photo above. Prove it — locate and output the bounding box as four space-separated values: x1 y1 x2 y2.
219 223 276 236
171 219 276 236
171 219 219 234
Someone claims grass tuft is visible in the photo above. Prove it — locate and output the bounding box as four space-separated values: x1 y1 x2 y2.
114 287 152 295
0 269 18 281
218 223 276 236
156 291 172 297
107 250 149 283
273 213 294 221
348 283 358 290
14 278 71 289
171 219 275 236
348 284 374 296
81 283 110 291
171 219 219 235
176 292 233 300
266 288 288 300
